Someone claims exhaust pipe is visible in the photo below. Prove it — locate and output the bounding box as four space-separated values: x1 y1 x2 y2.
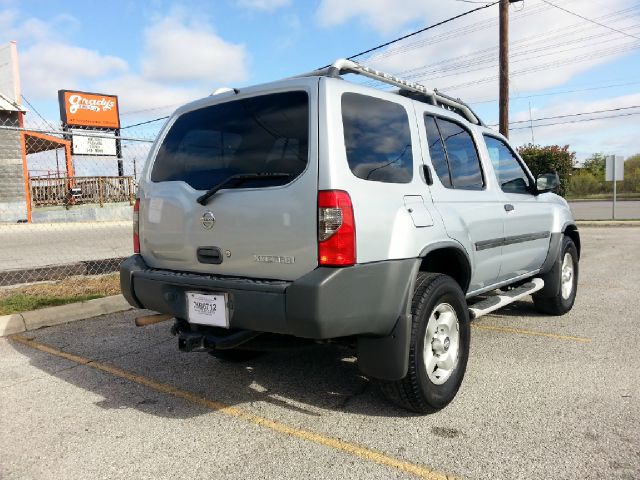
135 313 173 327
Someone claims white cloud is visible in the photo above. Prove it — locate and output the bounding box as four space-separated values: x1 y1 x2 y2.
352 0 640 102
93 74 204 115
316 0 639 157
4 7 251 116
316 0 443 35
21 42 128 98
3 11 128 99
507 93 640 157
235 0 291 11
141 13 249 84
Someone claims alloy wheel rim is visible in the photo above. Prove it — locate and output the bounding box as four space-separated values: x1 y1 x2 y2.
561 252 574 300
423 303 460 385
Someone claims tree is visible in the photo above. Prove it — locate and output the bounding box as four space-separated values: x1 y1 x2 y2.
517 144 576 197
582 153 606 179
623 154 640 193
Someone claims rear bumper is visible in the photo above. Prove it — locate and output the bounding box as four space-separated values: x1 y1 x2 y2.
120 255 417 339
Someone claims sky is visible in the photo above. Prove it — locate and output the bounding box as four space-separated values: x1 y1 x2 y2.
2 0 640 161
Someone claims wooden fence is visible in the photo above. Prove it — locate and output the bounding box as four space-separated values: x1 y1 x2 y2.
30 176 135 207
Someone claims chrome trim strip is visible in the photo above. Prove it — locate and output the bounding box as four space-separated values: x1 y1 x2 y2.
475 231 550 251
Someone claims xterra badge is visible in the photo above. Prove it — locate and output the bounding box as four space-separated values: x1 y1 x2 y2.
253 255 295 264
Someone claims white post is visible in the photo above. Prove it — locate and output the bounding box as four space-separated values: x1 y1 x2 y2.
606 155 623 220
612 158 617 220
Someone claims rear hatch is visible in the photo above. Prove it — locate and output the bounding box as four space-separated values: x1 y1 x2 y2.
139 80 319 281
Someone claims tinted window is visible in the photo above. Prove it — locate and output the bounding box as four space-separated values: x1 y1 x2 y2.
436 118 484 190
424 116 451 187
151 91 309 190
341 93 413 183
484 135 531 194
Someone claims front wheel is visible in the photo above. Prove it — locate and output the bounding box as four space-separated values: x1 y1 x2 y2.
533 236 578 315
380 272 470 413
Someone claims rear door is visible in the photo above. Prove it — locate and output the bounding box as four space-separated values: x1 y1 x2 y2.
417 111 505 293
139 80 319 281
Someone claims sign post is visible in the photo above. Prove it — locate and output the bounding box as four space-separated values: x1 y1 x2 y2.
605 155 625 220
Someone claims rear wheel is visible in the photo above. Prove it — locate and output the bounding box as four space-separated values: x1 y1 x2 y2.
380 272 470 413
533 236 578 315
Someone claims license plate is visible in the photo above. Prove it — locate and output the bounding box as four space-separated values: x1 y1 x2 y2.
186 292 229 328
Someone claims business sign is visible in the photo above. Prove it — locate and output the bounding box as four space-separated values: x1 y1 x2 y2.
72 131 117 156
58 90 120 129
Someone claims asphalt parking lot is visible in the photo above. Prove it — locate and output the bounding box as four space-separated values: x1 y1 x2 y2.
1 227 638 480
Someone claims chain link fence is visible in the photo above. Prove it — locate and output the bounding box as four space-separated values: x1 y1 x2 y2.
0 109 164 293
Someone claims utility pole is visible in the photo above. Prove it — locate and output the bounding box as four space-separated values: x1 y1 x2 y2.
499 0 510 137
499 0 524 138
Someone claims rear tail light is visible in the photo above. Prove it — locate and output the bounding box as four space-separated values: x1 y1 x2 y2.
133 198 140 254
318 190 356 266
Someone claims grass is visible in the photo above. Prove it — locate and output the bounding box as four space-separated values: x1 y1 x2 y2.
0 273 121 315
567 193 640 201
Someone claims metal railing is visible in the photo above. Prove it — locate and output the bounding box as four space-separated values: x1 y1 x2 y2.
30 176 135 207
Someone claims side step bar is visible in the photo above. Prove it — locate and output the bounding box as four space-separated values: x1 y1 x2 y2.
469 278 544 320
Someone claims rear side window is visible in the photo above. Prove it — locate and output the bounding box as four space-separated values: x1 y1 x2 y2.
424 116 451 187
151 91 309 190
341 93 413 183
424 115 484 190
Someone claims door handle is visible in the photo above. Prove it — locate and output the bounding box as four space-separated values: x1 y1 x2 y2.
197 247 223 264
504 204 515 212
421 165 433 186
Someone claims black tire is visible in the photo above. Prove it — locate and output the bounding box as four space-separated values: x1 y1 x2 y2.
380 272 470 413
533 236 578 316
208 349 264 362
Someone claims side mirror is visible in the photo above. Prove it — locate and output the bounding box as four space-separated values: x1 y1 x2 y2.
535 172 560 193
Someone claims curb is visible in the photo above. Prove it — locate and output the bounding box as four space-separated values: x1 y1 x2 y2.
0 294 133 337
576 220 640 227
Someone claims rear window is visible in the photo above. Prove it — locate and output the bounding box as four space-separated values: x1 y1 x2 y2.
151 91 309 190
341 93 413 184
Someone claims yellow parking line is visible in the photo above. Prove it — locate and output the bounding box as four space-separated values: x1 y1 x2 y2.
471 324 591 343
11 335 458 480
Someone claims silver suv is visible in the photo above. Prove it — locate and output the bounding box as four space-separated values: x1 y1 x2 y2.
120 59 580 413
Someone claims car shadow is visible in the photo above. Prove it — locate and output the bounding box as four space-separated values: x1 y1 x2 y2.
9 309 427 420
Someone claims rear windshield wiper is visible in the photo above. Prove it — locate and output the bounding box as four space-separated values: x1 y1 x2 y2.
196 172 292 205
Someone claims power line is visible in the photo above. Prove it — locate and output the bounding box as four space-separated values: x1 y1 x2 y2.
361 3 640 90
127 4 501 131
508 111 640 130
121 116 169 129
323 1 499 66
468 79 640 104
22 95 57 130
488 105 640 126
541 0 640 41
120 103 182 116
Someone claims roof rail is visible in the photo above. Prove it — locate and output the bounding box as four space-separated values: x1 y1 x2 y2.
298 58 484 126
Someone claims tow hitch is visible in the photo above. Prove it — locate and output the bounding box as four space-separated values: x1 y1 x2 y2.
171 319 261 353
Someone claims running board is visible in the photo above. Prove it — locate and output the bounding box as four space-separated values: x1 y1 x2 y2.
469 278 544 320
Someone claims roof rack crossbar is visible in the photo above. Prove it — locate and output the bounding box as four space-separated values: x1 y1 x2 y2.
298 58 484 126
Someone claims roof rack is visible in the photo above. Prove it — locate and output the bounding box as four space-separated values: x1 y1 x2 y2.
298 58 484 126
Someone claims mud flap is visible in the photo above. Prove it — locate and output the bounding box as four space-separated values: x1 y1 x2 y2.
357 313 411 381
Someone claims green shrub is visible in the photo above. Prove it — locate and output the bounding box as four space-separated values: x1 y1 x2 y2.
517 144 575 197
568 171 601 197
